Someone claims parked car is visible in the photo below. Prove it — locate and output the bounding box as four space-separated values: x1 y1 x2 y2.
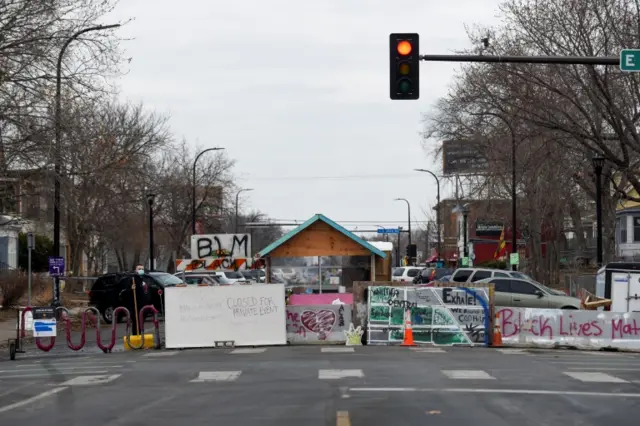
181 274 221 285
89 271 183 323
241 269 266 283
413 267 454 284
392 267 423 283
449 268 536 283
475 277 581 309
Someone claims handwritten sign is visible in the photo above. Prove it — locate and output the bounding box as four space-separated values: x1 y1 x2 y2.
164 284 286 348
190 234 251 259
497 307 640 350
367 286 489 346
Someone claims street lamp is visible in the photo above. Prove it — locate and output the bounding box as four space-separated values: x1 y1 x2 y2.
415 169 442 264
394 198 412 264
235 188 254 233
453 204 470 265
52 23 120 307
192 147 225 235
592 152 605 266
146 189 156 271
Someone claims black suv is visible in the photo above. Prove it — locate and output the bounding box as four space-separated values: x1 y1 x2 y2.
89 272 183 323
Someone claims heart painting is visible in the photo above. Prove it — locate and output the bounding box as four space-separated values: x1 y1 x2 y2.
301 310 336 340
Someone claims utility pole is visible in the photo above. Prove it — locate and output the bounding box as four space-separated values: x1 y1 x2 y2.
53 23 120 308
192 147 225 235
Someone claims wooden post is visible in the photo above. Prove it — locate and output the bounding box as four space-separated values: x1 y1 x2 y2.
370 254 376 282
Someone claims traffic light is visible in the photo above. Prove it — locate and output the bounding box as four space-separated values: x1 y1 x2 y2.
389 33 419 100
406 244 417 258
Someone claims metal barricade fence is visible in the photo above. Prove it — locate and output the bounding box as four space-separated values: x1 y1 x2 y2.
8 304 161 360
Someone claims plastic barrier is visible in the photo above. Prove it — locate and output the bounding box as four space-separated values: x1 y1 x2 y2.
124 304 161 350
87 306 132 353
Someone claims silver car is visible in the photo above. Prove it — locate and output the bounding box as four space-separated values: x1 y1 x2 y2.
475 277 581 309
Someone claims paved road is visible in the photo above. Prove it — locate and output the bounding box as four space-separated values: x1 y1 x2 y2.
0 346 639 425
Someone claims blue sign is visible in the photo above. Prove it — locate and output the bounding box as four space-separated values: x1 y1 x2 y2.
48 256 65 277
33 319 56 337
377 228 400 234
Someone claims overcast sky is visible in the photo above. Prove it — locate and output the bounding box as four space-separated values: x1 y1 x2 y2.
108 0 502 232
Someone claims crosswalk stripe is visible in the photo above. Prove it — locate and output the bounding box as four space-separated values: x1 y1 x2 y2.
60 374 121 386
143 351 179 357
495 349 528 354
563 372 628 383
442 370 496 380
230 348 267 354
321 347 354 353
411 348 446 353
191 371 242 382
319 369 364 379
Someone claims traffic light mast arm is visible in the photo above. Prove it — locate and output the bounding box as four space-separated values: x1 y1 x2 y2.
419 54 619 66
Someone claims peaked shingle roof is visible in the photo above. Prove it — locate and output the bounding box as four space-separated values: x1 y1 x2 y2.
258 214 386 258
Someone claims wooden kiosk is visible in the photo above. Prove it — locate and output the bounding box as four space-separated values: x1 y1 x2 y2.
258 214 388 284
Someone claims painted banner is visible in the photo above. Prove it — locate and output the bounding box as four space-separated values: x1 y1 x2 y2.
190 234 251 259
497 307 640 350
286 304 351 343
366 286 489 346
288 293 353 306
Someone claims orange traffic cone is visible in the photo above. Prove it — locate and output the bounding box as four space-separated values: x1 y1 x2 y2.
493 312 502 347
401 309 416 346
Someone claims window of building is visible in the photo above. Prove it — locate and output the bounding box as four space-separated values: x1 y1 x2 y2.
618 217 627 244
634 217 640 242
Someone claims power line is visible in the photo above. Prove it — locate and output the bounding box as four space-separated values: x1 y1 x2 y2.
238 173 447 182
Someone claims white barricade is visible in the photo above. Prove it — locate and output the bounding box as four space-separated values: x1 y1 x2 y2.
286 304 351 344
497 307 640 350
164 284 286 348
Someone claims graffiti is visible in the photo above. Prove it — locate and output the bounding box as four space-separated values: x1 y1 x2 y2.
176 258 250 272
366 286 489 346
345 324 364 345
190 234 251 259
498 307 640 349
286 305 351 343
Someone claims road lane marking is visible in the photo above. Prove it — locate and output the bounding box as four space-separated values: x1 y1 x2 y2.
0 366 123 373
495 349 529 354
0 387 67 414
411 348 446 353
230 349 266 354
336 411 350 426
60 374 121 386
319 369 364 380
322 348 354 353
191 371 242 382
442 370 496 380
0 370 109 379
564 372 628 383
348 387 640 397
143 351 179 357
567 367 640 371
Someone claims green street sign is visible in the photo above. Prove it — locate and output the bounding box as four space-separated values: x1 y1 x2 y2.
510 253 520 266
461 257 469 267
620 49 640 72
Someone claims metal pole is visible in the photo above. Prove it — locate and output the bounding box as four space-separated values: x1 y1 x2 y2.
419 53 618 65
318 256 322 294
397 226 403 267
27 233 34 307
463 212 469 258
53 24 120 307
148 197 154 271
192 147 225 235
511 132 517 271
235 188 253 234
596 169 603 266
414 169 441 265
235 191 240 234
